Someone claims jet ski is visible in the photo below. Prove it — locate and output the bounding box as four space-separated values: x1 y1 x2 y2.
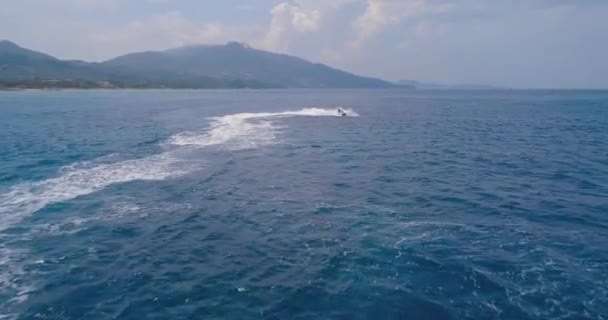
337 108 347 117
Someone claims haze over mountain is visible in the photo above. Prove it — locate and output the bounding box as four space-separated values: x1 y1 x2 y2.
0 40 397 89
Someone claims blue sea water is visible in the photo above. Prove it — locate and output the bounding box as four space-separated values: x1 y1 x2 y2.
0 89 607 319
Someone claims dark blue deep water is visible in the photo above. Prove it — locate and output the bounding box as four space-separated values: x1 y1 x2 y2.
0 89 607 319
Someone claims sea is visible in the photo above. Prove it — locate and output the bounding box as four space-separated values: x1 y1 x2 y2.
0 89 606 319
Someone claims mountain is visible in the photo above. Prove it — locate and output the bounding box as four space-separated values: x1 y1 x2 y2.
0 40 397 89
397 79 504 90
102 42 394 88
0 40 100 80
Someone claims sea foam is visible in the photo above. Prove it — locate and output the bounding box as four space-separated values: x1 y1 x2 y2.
0 153 186 231
169 107 357 148
0 107 355 230
0 106 357 313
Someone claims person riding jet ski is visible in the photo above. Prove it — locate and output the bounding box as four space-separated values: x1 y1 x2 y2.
337 108 347 117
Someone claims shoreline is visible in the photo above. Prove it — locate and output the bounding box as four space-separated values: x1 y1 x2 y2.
0 87 412 92
1 87 606 93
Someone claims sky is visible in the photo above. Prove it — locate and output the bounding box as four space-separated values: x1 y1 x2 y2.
1 0 607 88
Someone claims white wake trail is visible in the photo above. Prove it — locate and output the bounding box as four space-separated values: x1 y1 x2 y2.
0 107 357 231
0 153 187 232
169 107 357 148
0 106 358 312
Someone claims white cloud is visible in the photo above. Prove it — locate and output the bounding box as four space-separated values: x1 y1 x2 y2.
292 7 321 32
352 0 452 47
261 2 321 51
261 0 356 52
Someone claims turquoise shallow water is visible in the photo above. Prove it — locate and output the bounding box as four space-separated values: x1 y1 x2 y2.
0 89 607 319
